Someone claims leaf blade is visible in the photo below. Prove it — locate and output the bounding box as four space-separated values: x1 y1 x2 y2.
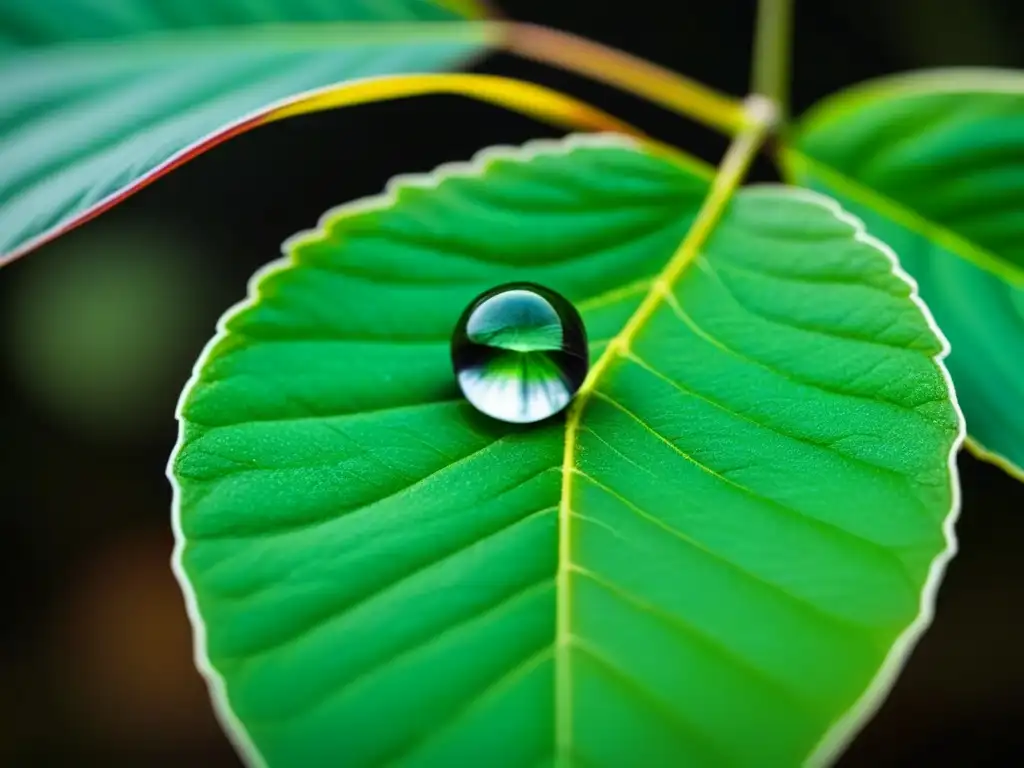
172 136 962 767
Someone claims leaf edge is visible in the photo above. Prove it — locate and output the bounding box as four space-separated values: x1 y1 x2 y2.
759 187 967 766
793 66 1024 140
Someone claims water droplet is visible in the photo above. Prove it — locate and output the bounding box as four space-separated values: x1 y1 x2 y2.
451 283 589 424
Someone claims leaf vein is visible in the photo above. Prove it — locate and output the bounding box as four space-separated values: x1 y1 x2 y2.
191 438 545 542
565 635 733 766
589 390 918 577
660 285 942 425
695 254 933 355
620 350 924 490
248 574 557 725
385 646 555 766
572 469 879 638
569 564 824 719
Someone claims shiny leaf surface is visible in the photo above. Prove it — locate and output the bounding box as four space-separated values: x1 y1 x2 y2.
172 135 962 767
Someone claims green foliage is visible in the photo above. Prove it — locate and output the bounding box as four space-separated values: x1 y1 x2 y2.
4 0 1021 765
173 136 960 767
786 70 1024 477
0 0 486 259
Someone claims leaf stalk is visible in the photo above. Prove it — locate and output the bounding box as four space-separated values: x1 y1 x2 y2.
499 22 747 134
751 0 794 119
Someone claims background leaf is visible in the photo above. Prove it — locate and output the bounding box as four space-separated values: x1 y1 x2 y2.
786 69 1024 479
0 0 489 262
171 135 962 767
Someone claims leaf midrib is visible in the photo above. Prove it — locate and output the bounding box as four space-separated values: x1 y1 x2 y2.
553 111 772 761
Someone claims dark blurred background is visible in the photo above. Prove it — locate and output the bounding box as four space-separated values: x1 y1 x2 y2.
2 0 1023 765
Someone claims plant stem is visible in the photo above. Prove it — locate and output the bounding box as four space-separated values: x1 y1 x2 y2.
751 0 794 118
499 23 747 134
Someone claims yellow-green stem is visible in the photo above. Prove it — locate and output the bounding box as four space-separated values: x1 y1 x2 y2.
751 0 794 119
500 22 748 135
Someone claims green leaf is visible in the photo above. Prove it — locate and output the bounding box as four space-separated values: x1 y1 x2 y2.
0 0 488 262
171 135 962 767
786 68 1024 479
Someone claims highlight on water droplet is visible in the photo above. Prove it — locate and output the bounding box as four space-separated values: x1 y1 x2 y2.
450 282 589 424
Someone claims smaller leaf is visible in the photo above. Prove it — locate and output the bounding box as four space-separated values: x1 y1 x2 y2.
786 68 1024 479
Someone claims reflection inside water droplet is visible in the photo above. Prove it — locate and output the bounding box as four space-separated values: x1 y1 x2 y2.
451 283 589 424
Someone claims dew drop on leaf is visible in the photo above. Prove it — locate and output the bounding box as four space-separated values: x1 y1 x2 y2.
451 282 589 424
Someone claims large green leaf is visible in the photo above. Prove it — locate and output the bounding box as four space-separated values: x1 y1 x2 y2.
171 135 962 767
786 69 1024 479
0 0 487 262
